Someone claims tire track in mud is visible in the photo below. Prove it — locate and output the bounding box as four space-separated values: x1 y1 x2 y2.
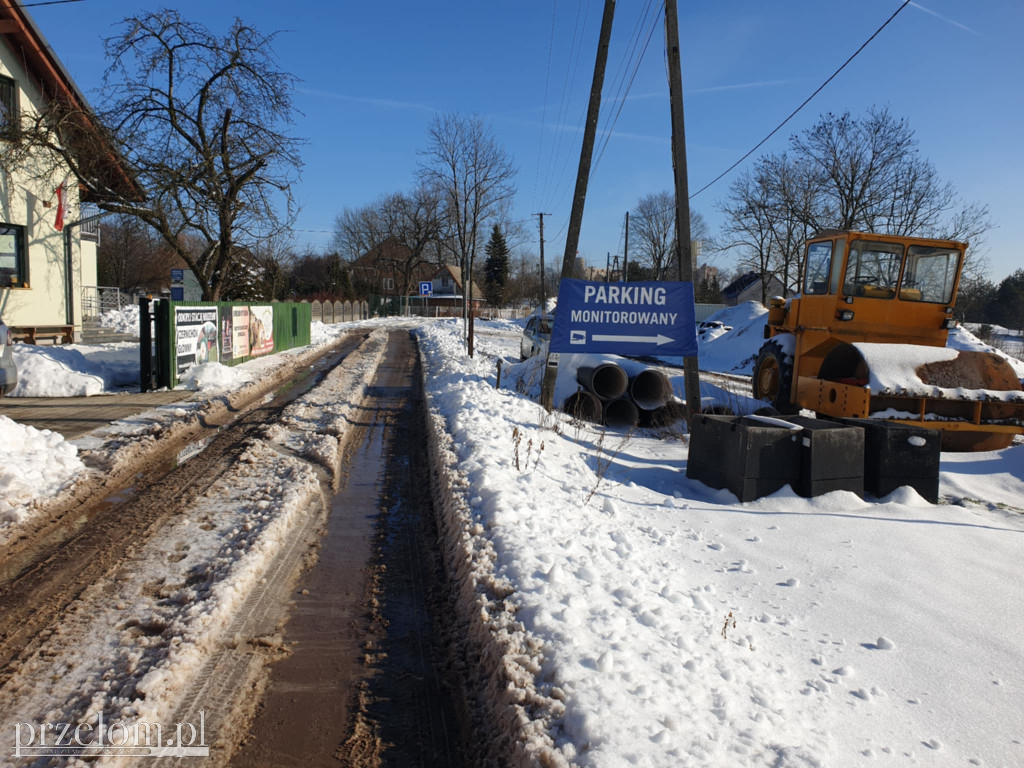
0 333 367 684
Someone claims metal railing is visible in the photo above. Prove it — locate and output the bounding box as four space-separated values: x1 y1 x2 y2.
80 217 100 242
81 286 127 319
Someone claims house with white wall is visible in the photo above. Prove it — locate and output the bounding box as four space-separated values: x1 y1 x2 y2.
0 1 133 341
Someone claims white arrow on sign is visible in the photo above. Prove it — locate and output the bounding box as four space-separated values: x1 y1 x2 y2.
591 333 674 345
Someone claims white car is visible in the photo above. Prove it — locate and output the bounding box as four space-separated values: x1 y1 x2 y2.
0 318 16 396
520 314 554 360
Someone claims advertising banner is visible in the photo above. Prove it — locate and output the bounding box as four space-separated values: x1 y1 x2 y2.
175 306 219 376
220 310 233 362
232 306 250 359
248 305 274 357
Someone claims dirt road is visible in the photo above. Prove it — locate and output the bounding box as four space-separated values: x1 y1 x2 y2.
230 331 465 767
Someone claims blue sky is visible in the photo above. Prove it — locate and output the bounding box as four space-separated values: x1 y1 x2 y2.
32 0 1023 282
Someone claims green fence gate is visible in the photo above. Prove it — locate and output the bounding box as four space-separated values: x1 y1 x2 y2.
141 300 312 391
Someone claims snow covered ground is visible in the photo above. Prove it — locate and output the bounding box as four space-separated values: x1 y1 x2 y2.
3 313 1023 766
417 318 1024 767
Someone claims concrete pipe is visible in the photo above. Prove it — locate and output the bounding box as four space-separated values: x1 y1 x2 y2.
563 390 603 423
577 363 629 401
629 368 672 410
604 398 639 428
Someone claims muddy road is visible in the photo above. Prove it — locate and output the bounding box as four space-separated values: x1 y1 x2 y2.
230 331 465 767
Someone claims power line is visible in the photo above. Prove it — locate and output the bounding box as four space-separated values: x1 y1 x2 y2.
539 0 589 209
532 0 559 209
688 0 912 200
16 0 85 6
589 0 663 183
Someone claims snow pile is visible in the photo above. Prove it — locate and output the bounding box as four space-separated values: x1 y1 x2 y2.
947 324 1024 378
177 361 255 392
0 415 84 525
10 342 139 396
311 319 354 345
415 318 1024 767
100 304 143 335
693 301 769 374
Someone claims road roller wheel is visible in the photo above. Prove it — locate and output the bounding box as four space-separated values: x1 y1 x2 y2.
753 339 799 415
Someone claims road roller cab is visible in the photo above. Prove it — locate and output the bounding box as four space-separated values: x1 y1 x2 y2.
754 231 1024 451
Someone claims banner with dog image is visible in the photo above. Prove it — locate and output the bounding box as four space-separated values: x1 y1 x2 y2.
248 305 274 357
175 306 220 377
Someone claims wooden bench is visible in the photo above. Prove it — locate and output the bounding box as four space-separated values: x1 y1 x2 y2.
10 325 75 345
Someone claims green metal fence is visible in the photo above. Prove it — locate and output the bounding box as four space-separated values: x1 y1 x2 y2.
142 300 311 390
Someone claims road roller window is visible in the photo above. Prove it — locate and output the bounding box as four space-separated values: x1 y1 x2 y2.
842 240 903 299
804 241 833 294
901 246 960 303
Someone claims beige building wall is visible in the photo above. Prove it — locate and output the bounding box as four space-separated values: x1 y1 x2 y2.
0 35 92 337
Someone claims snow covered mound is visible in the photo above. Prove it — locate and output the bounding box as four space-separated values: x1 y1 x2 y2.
695 301 768 374
178 361 255 392
0 416 84 524
10 343 139 397
99 304 142 335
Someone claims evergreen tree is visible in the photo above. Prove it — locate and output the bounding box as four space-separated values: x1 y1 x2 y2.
990 269 1024 332
483 224 510 306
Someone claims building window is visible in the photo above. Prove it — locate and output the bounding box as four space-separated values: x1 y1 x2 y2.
382 277 394 291
0 75 17 135
0 223 27 287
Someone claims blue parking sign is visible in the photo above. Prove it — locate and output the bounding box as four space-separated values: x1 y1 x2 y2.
419 281 433 296
549 278 697 357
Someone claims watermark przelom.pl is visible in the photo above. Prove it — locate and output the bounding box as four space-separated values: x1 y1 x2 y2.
11 711 208 758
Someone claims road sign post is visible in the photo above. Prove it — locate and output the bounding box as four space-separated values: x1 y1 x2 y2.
548 278 698 358
419 281 432 316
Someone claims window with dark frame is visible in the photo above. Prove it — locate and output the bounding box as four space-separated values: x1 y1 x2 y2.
0 223 27 287
0 75 17 134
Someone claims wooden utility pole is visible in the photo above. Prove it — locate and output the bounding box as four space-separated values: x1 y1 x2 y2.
532 212 551 311
623 210 629 281
540 0 616 412
665 0 701 418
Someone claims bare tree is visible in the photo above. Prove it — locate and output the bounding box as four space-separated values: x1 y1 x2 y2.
718 108 992 300
791 107 991 269
718 168 777 305
633 191 709 280
98 214 183 293
0 10 302 300
418 112 517 355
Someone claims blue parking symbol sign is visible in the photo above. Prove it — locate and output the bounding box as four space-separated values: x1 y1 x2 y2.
549 278 697 357
419 281 433 296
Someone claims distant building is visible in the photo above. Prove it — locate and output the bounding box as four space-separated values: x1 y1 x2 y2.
427 264 486 311
721 271 785 306
695 263 718 285
350 238 434 297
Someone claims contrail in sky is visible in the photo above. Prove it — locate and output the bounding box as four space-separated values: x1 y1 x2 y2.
908 2 982 36
297 87 436 113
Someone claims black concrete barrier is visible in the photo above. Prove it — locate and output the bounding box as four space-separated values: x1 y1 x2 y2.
783 416 865 498
686 414 801 502
832 418 941 503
